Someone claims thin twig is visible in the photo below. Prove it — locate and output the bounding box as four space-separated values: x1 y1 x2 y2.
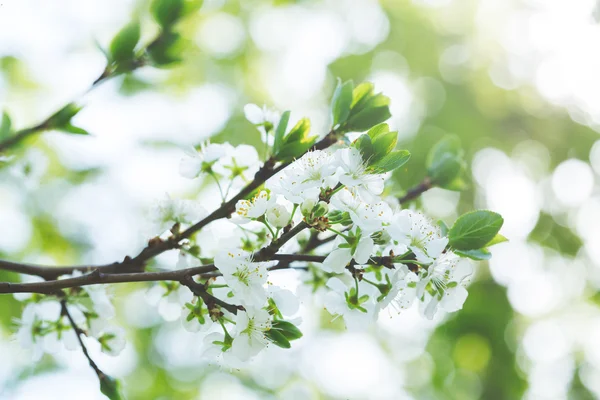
60 300 106 380
398 177 433 204
181 275 244 315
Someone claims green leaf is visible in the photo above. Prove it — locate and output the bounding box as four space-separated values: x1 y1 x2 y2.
370 130 398 162
486 233 508 247
0 111 11 139
151 0 184 29
353 134 373 162
284 117 311 144
345 94 392 132
438 220 449 236
331 79 354 127
443 177 468 191
62 124 90 135
366 123 390 140
428 154 465 189
426 135 467 189
448 210 504 251
47 103 83 129
350 82 374 110
371 150 410 173
100 375 125 400
147 31 182 66
273 110 290 154
265 329 291 349
271 320 303 340
455 248 492 261
276 137 316 161
426 135 463 168
109 20 141 63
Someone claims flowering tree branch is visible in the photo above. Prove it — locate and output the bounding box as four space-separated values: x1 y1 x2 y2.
0 251 403 295
3 46 506 397
60 300 106 380
181 275 244 315
398 177 433 205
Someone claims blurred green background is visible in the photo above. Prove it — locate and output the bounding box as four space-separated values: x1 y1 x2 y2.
1 0 600 399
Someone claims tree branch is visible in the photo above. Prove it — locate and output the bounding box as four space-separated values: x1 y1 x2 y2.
180 275 244 315
398 177 433 204
60 300 106 380
0 251 402 295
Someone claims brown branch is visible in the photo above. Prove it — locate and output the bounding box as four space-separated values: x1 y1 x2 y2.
0 259 138 281
60 300 106 380
398 177 433 205
0 129 343 282
0 250 402 295
181 275 244 315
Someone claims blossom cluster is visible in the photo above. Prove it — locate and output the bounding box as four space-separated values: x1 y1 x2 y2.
11 81 503 371
137 104 479 365
14 273 125 360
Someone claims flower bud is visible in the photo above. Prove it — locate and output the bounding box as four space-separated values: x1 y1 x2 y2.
267 204 291 228
328 210 352 226
313 201 329 218
300 199 316 217
371 230 391 245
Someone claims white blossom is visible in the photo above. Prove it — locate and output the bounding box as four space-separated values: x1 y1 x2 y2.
234 190 275 223
146 284 193 321
244 103 280 146
268 286 300 317
214 249 268 308
330 188 392 233
15 302 81 360
179 143 232 179
323 277 377 330
213 144 260 182
267 150 338 204
378 266 418 313
150 194 207 234
266 203 292 228
417 252 473 319
322 229 374 274
98 326 126 356
387 210 448 263
335 147 385 201
231 309 272 361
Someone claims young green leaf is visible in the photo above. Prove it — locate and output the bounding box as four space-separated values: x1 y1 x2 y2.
454 248 492 261
151 0 184 29
284 117 310 144
62 124 90 135
109 20 141 63
273 110 290 154
265 329 291 349
0 111 11 139
428 153 465 188
370 130 398 162
271 320 303 340
448 210 504 251
353 134 373 162
486 233 508 247
438 220 449 236
147 31 182 66
275 136 316 161
100 375 125 400
350 82 374 110
47 103 83 129
331 79 354 127
371 150 410 173
366 123 390 140
345 93 391 132
426 134 463 168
